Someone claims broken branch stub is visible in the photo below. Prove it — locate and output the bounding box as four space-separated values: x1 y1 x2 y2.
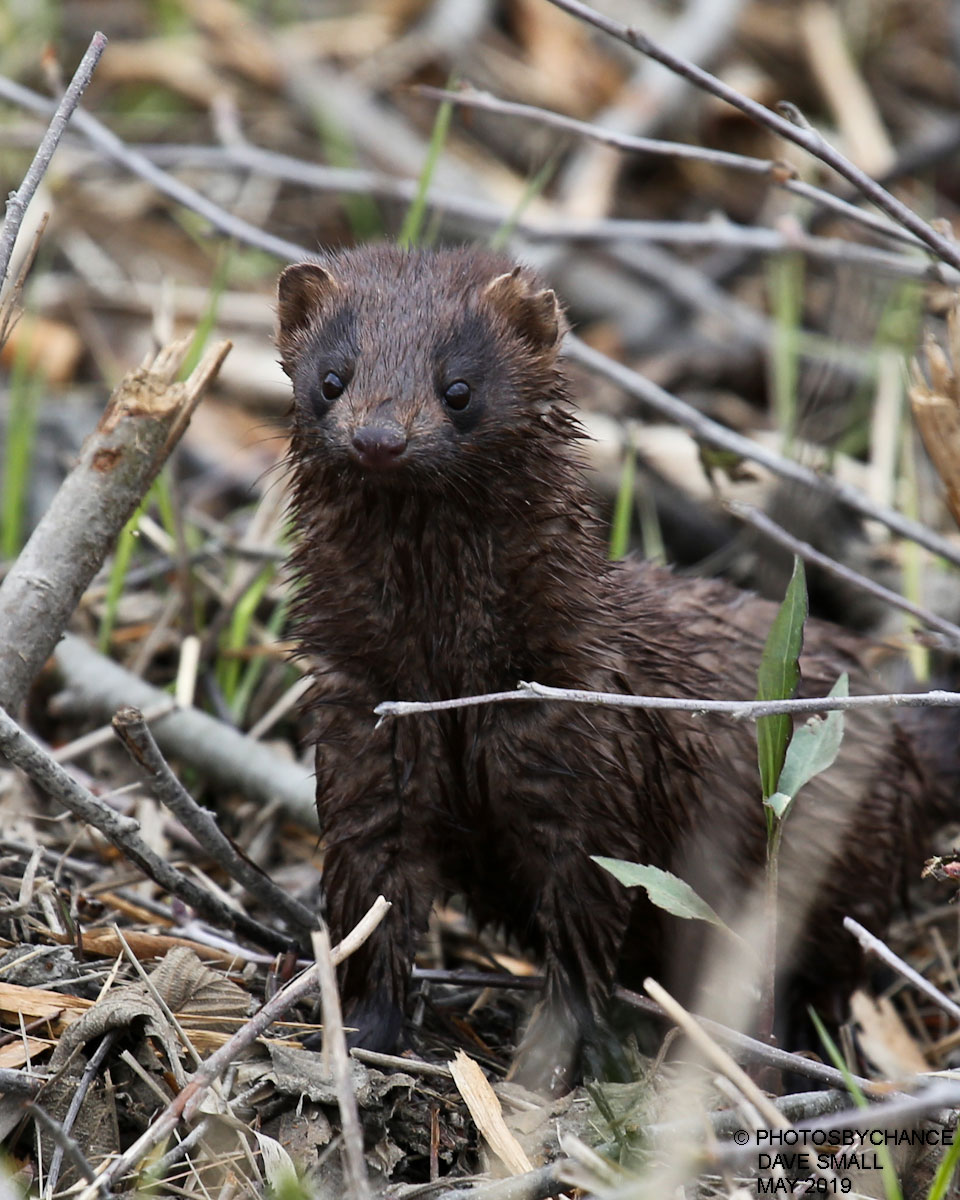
0 336 231 712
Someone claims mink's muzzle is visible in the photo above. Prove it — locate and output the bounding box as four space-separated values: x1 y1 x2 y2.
350 422 408 471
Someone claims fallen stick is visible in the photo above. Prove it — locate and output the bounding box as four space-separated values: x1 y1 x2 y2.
52 634 315 825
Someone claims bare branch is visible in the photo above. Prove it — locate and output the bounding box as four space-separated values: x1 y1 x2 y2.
544 0 960 273
524 218 952 284
0 338 231 713
844 916 960 1024
564 334 960 569
52 634 315 824
111 705 316 936
134 140 948 284
415 84 925 251
615 986 884 1096
0 72 309 263
0 32 107 291
727 501 960 649
0 706 290 955
376 680 960 722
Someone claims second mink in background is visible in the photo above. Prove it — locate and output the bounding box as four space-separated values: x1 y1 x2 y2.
278 243 959 1088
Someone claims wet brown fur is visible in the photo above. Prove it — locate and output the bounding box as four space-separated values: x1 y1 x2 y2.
279 244 951 1076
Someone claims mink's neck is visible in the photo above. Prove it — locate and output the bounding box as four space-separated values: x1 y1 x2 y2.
288 451 611 701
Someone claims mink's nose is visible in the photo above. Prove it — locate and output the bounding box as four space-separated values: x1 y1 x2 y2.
351 424 408 470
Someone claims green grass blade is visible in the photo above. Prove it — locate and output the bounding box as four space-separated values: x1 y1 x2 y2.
397 85 455 249
490 152 560 252
756 556 807 801
218 564 275 708
231 594 288 724
608 438 636 560
1 323 42 559
179 244 232 381
808 1007 903 1200
98 496 148 653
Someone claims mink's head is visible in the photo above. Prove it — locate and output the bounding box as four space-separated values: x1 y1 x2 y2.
277 245 576 494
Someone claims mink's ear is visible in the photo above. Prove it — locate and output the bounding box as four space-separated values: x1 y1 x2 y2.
277 262 340 351
482 266 564 350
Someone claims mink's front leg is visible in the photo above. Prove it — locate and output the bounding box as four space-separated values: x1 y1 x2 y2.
313 695 439 1052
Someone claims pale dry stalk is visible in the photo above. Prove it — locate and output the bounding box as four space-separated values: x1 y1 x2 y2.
910 307 960 532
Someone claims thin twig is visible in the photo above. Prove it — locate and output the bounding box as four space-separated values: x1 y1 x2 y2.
375 680 960 722
523 218 951 283
148 1120 212 1182
52 699 177 764
350 1047 455 1080
111 706 316 936
129 140 953 284
436 1162 571 1200
644 978 789 1130
564 334 960 569
0 32 107 291
727 501 960 648
314 927 371 1200
544 0 960 274
415 84 924 251
0 73 309 263
844 916 960 1024
0 707 290 954
74 896 389 1199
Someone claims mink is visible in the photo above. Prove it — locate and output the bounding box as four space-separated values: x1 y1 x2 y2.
278 244 955 1085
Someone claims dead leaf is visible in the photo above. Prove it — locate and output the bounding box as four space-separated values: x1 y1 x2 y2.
449 1050 533 1177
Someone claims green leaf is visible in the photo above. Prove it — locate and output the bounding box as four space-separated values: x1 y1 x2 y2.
765 790 792 821
767 672 848 821
755 556 808 800
592 857 727 930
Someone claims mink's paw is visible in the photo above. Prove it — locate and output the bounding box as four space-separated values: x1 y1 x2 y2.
300 989 404 1053
343 990 405 1053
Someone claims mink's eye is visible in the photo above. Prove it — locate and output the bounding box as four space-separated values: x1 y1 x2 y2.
442 380 471 411
321 371 345 401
